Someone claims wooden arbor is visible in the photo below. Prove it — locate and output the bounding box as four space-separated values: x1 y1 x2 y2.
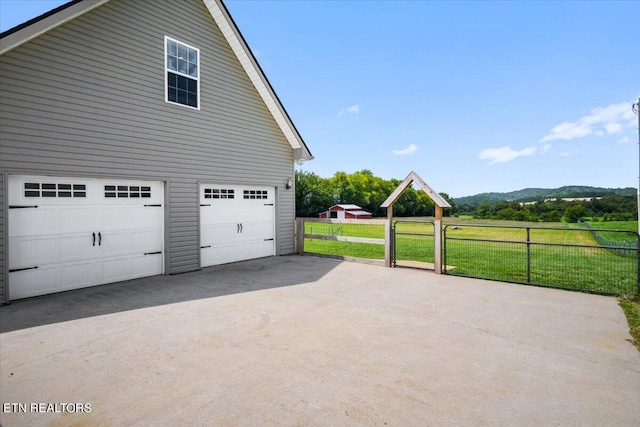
380 171 451 272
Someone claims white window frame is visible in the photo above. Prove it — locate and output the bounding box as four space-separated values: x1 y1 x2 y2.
164 36 200 110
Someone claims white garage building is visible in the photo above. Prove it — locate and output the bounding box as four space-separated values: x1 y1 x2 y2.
0 0 312 302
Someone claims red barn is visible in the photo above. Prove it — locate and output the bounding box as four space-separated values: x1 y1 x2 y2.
319 204 373 219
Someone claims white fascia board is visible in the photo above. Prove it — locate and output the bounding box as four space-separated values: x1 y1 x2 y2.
0 0 110 55
204 0 307 154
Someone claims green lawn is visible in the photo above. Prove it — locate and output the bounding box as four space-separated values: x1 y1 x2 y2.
619 296 640 352
588 220 638 231
302 219 638 295
304 222 386 259
584 221 638 245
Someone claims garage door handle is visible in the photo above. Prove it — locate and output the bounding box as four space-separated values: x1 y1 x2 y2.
240 223 243 233
144 251 162 255
9 205 39 209
98 232 102 246
93 232 96 246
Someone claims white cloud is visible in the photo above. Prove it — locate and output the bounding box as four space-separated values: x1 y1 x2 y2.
541 143 552 154
604 122 623 134
479 145 537 165
338 104 360 117
617 136 631 144
540 100 636 142
559 149 581 157
392 144 418 155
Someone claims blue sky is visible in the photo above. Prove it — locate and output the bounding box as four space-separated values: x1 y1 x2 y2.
2 0 639 198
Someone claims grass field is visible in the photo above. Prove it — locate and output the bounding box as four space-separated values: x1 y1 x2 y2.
587 220 637 231
302 219 638 296
619 296 640 351
583 220 638 245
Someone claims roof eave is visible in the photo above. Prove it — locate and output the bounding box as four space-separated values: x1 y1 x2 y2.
0 0 109 55
204 0 313 160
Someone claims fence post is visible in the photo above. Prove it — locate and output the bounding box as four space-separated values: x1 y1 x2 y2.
637 234 640 295
385 219 392 267
526 227 531 283
434 219 443 274
296 217 304 255
392 222 397 267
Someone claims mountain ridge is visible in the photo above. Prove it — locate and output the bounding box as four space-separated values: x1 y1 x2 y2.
454 186 636 205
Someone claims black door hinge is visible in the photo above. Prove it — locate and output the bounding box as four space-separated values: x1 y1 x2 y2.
9 266 39 273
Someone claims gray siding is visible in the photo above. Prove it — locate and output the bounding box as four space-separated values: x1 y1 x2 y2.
0 172 4 302
0 0 298 297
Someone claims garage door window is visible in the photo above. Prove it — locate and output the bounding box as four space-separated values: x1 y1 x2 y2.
24 182 86 198
104 185 151 198
204 188 234 199
243 190 268 200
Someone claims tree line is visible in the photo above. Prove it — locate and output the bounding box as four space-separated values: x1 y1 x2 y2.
458 195 637 223
296 169 637 223
295 169 456 217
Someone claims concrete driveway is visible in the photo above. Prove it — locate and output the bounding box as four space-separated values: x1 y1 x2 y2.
1 256 639 426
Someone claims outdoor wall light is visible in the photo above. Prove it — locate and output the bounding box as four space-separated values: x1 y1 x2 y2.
286 177 293 189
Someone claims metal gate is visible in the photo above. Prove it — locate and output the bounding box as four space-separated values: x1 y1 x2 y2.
392 220 435 269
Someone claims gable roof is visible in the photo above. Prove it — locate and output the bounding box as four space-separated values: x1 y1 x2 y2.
331 204 363 211
381 171 451 209
0 0 313 161
345 210 372 216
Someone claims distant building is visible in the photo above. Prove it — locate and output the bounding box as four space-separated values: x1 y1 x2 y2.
520 197 603 206
544 197 602 203
319 204 373 219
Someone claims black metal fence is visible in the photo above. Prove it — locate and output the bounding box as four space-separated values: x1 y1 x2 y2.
442 223 639 296
392 220 435 269
578 220 637 257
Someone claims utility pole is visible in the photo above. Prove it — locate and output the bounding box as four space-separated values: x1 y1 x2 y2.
634 98 640 235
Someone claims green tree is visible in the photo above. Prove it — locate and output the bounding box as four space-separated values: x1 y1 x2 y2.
564 204 587 223
295 170 333 217
439 192 458 216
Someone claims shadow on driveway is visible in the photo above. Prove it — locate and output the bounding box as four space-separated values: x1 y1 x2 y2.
0 255 340 333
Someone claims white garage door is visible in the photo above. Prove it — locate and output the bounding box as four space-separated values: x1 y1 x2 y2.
8 175 164 300
200 184 275 267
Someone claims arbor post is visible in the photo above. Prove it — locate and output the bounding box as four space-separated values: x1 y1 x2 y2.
434 205 443 274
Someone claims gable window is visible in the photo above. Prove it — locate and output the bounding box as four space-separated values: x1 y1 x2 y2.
165 36 199 109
